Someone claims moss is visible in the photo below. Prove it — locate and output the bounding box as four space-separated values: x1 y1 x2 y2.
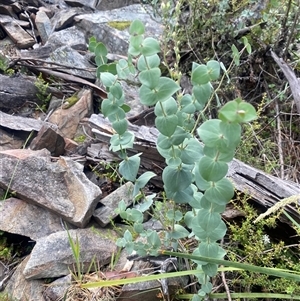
107 21 131 31
74 135 86 143
62 93 79 109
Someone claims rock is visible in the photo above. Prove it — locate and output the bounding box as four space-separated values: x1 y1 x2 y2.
48 88 94 139
64 0 97 9
0 14 35 48
0 197 67 240
45 45 94 79
46 25 87 50
53 7 82 31
93 182 134 227
35 9 52 44
0 148 101 227
0 128 24 151
5 256 45 301
75 4 163 56
43 274 72 301
30 124 65 156
96 0 140 11
0 111 57 132
0 74 42 110
23 227 118 279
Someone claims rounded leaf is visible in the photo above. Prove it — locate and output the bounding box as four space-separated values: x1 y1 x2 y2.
137 54 160 71
100 72 116 87
193 83 212 106
112 119 128 135
154 97 177 116
207 60 220 81
119 154 141 181
165 185 194 204
191 65 210 85
155 114 178 136
199 156 228 182
138 67 161 89
180 138 203 164
204 178 234 205
140 37 160 56
163 165 193 192
170 126 190 145
129 20 145 35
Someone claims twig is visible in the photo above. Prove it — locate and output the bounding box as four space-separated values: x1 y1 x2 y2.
275 99 284 179
221 267 232 301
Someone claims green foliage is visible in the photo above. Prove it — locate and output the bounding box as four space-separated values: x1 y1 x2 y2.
226 194 300 296
89 19 257 299
0 54 13 76
34 73 52 111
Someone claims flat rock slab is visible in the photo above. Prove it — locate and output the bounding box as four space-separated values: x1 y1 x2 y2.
0 74 42 109
0 197 67 240
0 148 101 227
75 4 163 56
48 88 93 139
93 182 134 227
5 256 45 301
23 228 118 279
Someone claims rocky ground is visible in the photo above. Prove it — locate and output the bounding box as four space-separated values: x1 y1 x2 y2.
1 1 300 301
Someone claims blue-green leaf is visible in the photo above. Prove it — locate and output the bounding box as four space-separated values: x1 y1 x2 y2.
155 115 178 136
163 165 193 192
140 37 160 56
199 156 228 182
138 67 161 89
204 178 234 205
119 154 141 181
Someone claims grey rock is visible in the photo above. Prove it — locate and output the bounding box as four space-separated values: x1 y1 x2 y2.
0 197 66 240
0 74 42 109
48 88 94 139
46 46 95 80
35 10 52 44
64 0 97 9
46 25 87 50
43 274 72 300
53 7 82 31
93 182 134 227
0 14 35 48
0 148 101 227
0 111 57 132
30 124 65 156
96 0 140 11
75 4 163 56
5 256 45 301
0 128 24 151
23 228 117 279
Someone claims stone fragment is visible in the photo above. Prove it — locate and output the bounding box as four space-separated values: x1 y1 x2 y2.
0 197 66 240
48 89 94 139
45 46 95 80
0 128 23 151
0 15 35 48
4 256 45 301
30 124 65 156
46 25 87 50
23 228 118 279
35 10 52 44
43 274 72 301
0 148 101 227
0 111 56 132
64 0 97 9
93 182 134 227
0 74 42 109
75 4 163 56
96 0 140 10
53 7 81 31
